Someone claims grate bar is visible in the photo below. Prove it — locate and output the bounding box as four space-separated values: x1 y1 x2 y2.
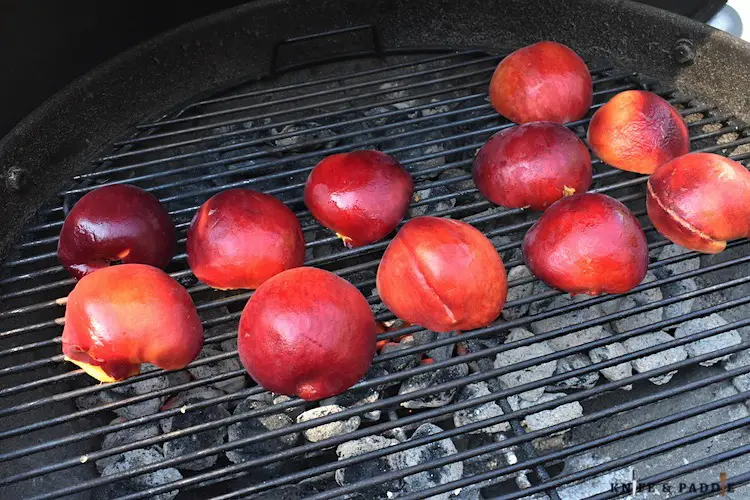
36 344 750 500
5 300 750 490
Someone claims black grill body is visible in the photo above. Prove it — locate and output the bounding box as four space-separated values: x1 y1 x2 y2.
2 1 750 499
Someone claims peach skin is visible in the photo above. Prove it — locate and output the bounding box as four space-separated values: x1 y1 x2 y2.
62 264 203 382
647 152 750 254
376 216 507 332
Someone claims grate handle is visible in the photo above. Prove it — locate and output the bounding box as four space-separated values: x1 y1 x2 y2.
269 24 383 75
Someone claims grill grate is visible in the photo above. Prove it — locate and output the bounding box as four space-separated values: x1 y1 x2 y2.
1 49 750 500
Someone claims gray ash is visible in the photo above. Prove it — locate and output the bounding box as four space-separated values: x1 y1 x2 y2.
161 401 231 471
399 363 469 409
393 423 463 500
96 417 161 473
93 447 182 500
320 365 390 422
270 122 339 152
335 435 404 497
226 398 299 471
187 347 247 393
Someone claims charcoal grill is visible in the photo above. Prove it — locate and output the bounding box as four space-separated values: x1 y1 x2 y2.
2 0 750 499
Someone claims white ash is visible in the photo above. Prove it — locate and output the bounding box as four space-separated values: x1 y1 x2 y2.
661 277 699 320
270 394 306 420
162 400 231 471
490 232 522 264
392 423 463 500
674 314 741 366
271 122 338 152
219 337 238 353
379 338 420 373
226 398 299 467
161 387 229 419
601 272 663 334
724 349 750 371
96 417 161 473
733 375 750 409
335 435 403 496
588 343 633 390
398 363 470 409
508 392 583 434
94 447 182 500
409 185 456 217
530 294 608 352
364 105 399 127
453 382 510 433
502 266 534 320
297 405 361 443
320 365 388 422
556 452 632 500
623 331 687 385
653 243 700 278
187 347 246 393
494 328 556 402
550 353 600 390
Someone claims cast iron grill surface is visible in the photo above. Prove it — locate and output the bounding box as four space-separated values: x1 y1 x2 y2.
2 49 750 500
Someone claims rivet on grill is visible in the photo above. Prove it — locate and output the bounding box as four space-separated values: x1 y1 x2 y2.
673 39 695 65
5 167 29 192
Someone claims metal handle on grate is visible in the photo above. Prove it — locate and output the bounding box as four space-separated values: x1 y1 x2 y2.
269 24 384 75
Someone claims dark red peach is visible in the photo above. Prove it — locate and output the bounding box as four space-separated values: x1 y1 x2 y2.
473 121 592 210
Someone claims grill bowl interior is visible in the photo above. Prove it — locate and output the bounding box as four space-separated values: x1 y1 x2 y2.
2 19 750 500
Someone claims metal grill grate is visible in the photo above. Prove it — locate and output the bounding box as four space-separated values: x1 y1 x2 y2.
2 49 750 500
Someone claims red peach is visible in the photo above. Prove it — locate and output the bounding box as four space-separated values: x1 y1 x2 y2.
187 189 305 290
587 90 689 174
647 152 750 254
376 216 507 332
522 193 648 295
473 122 592 210
304 150 413 247
57 184 175 280
238 267 377 401
62 264 203 382
489 41 593 124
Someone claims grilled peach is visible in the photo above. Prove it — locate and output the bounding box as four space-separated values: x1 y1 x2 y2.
304 150 413 247
523 193 648 294
58 184 175 280
588 90 689 174
376 216 507 332
473 122 592 210
647 152 750 253
62 264 203 382
238 267 377 401
187 189 305 290
489 41 592 124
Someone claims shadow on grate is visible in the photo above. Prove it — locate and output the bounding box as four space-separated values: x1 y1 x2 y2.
1 50 750 500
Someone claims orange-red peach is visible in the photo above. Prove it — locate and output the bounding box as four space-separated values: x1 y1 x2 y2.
62 264 203 382
489 41 593 124
522 193 648 295
376 216 507 332
587 90 689 174
473 122 592 210
647 152 750 254
238 267 377 401
187 189 305 290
